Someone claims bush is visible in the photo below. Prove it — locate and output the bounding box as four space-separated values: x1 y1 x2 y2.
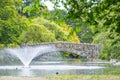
19 24 56 44
30 18 80 42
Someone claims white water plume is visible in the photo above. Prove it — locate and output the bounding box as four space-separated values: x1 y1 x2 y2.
4 45 58 67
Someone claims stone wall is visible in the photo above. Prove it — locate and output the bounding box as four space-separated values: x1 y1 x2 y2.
21 42 101 59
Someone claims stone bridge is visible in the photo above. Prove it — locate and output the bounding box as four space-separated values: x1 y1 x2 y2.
21 42 101 59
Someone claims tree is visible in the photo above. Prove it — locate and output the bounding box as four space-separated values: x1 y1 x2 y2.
19 17 79 43
19 24 56 43
0 0 27 45
49 0 120 59
91 0 120 60
20 0 48 17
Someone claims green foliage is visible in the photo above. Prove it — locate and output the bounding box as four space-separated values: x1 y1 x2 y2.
0 18 27 44
92 1 120 59
60 23 80 42
46 8 93 43
21 0 48 18
19 0 80 42
0 0 27 45
46 75 120 80
0 44 5 50
30 17 80 42
49 0 120 60
0 0 119 60
93 30 120 60
110 42 120 59
48 9 67 24
0 0 80 48
19 24 56 44
0 0 80 64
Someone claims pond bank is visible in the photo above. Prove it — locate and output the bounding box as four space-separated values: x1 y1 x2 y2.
0 75 120 80
0 76 47 80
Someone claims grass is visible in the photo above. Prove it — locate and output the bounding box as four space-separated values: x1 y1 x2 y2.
45 75 120 80
0 75 120 80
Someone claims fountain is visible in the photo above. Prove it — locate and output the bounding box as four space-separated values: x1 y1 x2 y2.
3 45 58 67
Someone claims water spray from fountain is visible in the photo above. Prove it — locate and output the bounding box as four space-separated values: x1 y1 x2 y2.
4 45 58 67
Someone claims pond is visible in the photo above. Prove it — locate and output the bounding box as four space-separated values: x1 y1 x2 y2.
0 50 120 76
0 60 120 76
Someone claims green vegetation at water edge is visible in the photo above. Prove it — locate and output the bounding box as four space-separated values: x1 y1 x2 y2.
45 75 120 80
0 75 120 80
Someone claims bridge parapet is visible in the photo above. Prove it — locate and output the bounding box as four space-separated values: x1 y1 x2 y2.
20 42 101 59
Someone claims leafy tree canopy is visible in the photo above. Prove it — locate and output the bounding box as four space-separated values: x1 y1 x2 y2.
0 0 80 48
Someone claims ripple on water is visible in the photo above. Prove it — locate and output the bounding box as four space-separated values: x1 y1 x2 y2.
0 65 104 70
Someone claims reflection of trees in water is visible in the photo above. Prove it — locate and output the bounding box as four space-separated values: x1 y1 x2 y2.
33 52 63 61
64 69 101 75
32 51 90 63
33 51 87 61
102 65 120 75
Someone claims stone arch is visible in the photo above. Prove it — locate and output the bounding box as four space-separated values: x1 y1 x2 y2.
21 42 101 59
31 49 88 62
19 42 101 65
